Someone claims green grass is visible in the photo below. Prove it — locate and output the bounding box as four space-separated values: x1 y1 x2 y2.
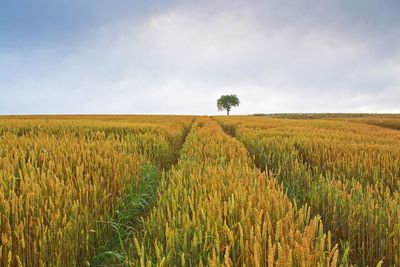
91 164 161 266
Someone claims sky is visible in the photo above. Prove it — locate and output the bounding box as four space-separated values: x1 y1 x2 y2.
1 0 399 115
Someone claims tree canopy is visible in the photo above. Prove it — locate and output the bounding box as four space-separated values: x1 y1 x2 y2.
217 95 240 115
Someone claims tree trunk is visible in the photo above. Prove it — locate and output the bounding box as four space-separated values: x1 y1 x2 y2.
227 109 230 116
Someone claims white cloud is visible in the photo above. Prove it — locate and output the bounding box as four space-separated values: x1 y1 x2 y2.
1 1 399 114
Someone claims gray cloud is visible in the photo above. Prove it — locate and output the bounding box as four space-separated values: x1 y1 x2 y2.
1 0 399 114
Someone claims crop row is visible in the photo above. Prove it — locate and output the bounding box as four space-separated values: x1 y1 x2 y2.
128 117 339 266
0 116 193 266
215 116 400 266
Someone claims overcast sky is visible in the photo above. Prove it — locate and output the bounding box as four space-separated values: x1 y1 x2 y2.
1 0 399 115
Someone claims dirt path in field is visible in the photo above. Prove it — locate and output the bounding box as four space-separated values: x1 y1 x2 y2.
123 117 338 266
90 119 195 266
211 117 398 266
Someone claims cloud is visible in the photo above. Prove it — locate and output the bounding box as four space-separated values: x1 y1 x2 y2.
0 0 399 114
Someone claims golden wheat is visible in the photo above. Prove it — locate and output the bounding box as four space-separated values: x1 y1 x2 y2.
127 118 337 266
0 115 193 266
215 115 400 266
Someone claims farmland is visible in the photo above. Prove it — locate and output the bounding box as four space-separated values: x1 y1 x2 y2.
0 115 399 266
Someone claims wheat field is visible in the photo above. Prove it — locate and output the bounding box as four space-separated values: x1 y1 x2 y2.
0 115 399 266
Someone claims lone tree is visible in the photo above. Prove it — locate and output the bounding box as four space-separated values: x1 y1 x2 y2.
217 94 240 116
